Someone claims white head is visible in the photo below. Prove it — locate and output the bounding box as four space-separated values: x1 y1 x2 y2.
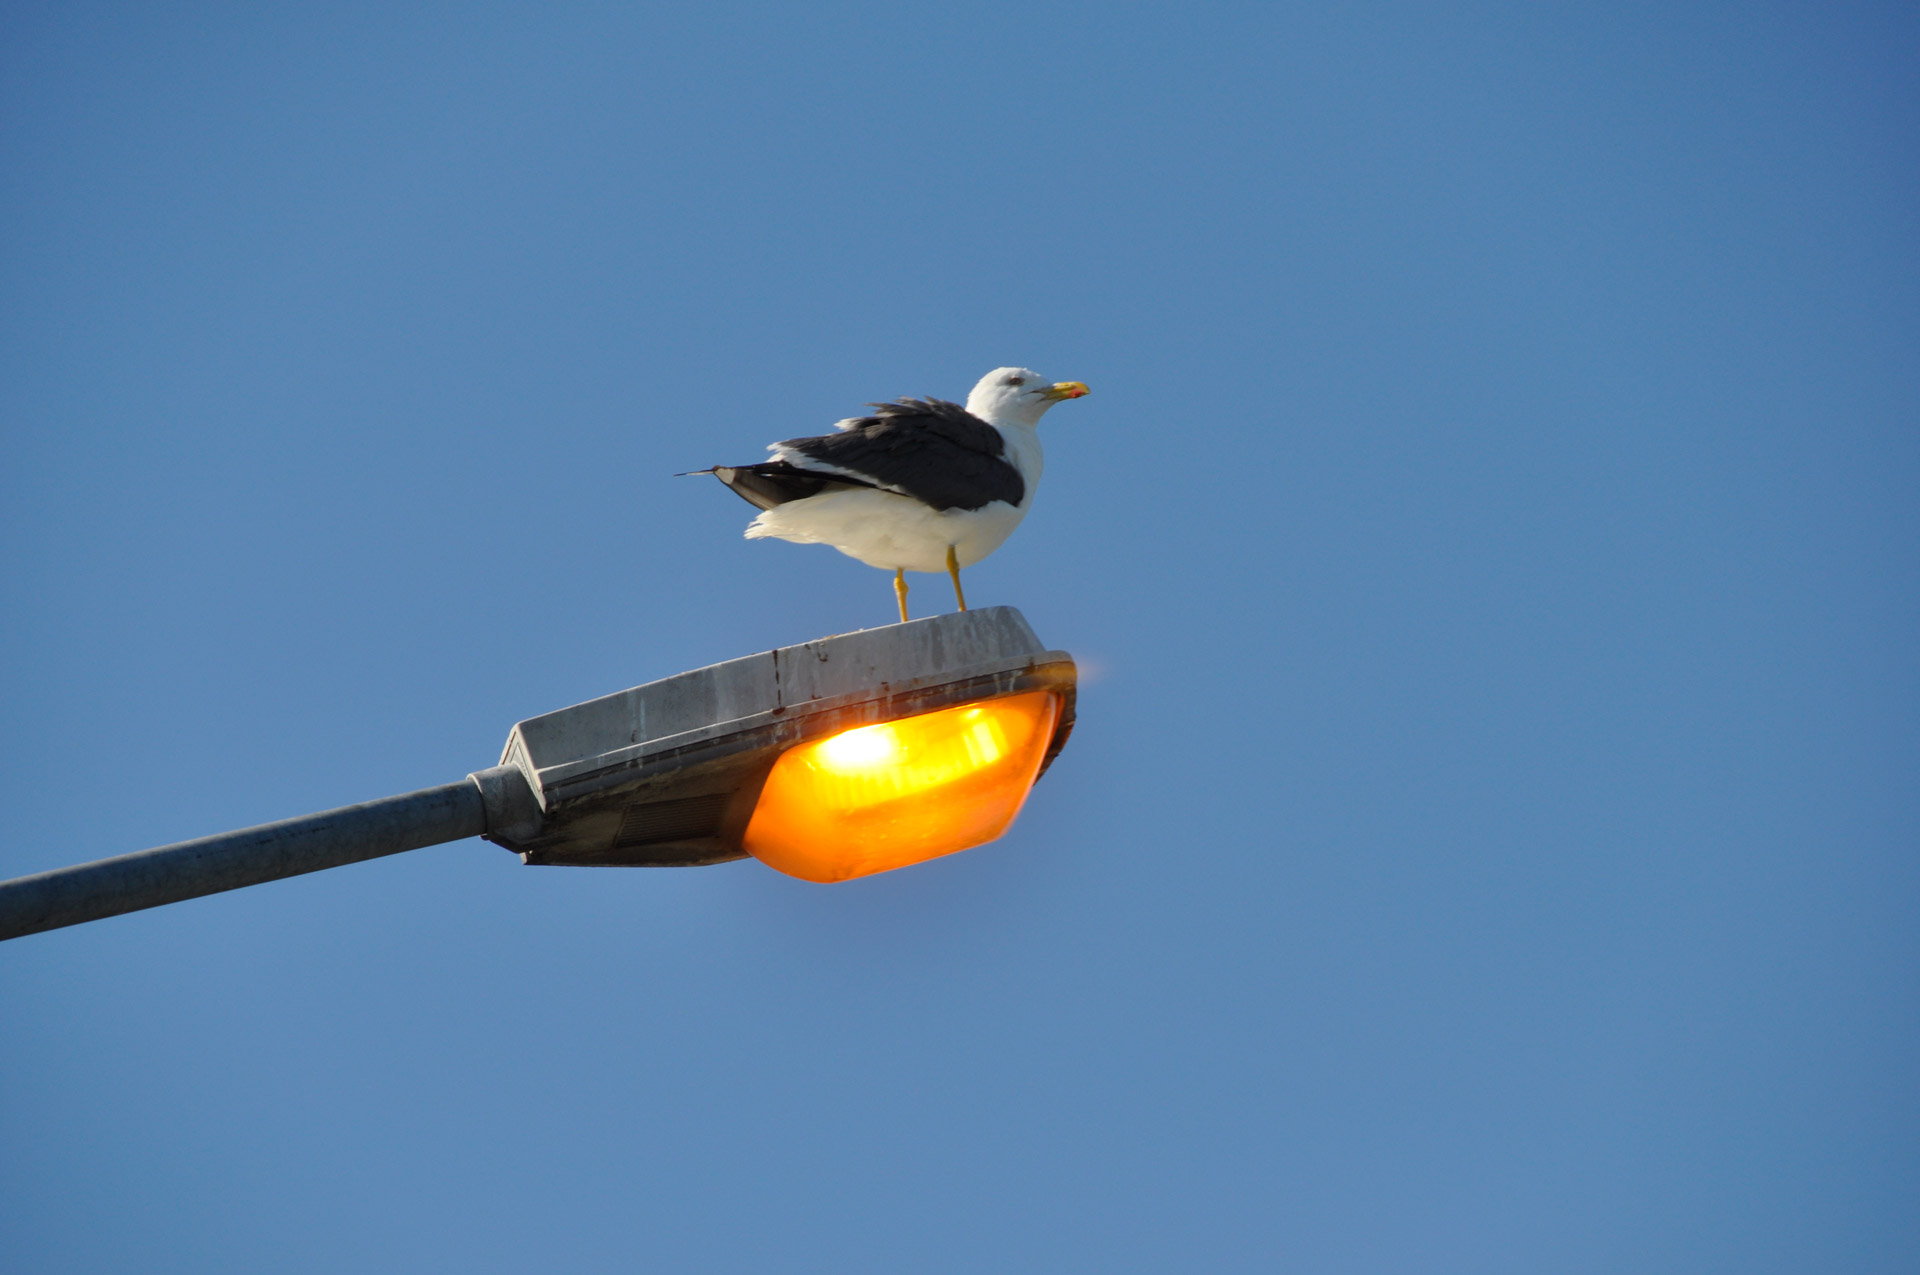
964 366 1090 428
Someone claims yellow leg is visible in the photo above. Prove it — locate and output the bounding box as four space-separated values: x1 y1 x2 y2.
946 545 968 612
894 568 910 623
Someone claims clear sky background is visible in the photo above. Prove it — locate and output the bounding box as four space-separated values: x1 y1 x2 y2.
2 2 1914 1270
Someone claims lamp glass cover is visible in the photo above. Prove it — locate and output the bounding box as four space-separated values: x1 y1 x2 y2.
742 690 1061 883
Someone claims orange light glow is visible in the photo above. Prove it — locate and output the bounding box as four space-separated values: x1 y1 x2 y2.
742 690 1062 883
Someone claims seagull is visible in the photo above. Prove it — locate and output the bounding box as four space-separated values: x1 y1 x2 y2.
690 367 1089 622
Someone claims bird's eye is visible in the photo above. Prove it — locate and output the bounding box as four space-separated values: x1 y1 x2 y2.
1005 376 1025 387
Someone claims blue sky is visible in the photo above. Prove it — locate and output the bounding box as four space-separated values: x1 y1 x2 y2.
2 2 1915 1270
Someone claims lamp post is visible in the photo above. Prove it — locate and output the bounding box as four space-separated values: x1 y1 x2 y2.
0 607 1075 941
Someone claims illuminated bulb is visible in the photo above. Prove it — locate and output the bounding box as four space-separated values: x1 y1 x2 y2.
742 690 1061 883
814 722 905 772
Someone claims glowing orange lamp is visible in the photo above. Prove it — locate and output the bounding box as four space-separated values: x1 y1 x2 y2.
742 689 1062 883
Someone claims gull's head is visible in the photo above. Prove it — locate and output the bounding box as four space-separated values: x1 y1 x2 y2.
965 366 1089 428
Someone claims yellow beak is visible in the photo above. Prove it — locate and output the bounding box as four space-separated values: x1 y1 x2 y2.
1042 381 1090 401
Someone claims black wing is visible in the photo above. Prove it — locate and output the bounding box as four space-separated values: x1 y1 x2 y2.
698 460 881 512
777 398 1024 512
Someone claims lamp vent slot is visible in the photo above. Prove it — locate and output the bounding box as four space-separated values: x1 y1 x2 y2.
614 794 730 848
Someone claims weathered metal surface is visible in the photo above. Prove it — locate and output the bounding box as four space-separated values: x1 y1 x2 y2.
468 764 543 843
0 781 489 941
492 606 1077 867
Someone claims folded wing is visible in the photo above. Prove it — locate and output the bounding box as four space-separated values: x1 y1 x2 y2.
771 398 1025 512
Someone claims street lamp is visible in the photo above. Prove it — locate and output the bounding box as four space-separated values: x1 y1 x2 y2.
0 607 1076 940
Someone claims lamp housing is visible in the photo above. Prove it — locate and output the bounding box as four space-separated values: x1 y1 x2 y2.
484 607 1075 874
